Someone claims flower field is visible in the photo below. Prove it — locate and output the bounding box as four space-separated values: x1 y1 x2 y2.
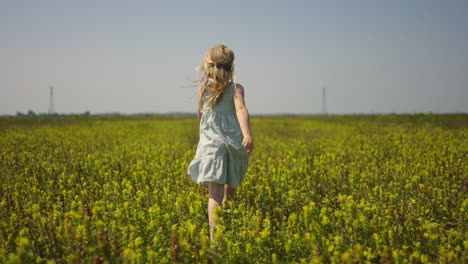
0 114 467 263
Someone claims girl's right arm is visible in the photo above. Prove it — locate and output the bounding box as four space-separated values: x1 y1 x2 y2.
233 84 254 154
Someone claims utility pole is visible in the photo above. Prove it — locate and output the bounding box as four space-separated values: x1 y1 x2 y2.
48 86 55 115
322 87 327 114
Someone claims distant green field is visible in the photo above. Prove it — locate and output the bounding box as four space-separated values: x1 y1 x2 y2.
0 115 466 263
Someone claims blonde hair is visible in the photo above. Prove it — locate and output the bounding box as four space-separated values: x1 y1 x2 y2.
197 45 235 111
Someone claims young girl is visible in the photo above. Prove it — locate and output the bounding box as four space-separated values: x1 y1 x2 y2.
187 45 253 241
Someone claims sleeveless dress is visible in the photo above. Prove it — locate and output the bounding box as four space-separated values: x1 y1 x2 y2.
187 82 249 188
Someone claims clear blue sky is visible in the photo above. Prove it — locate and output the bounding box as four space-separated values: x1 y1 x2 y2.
1 0 467 115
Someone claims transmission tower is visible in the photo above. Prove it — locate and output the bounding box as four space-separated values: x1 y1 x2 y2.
48 86 55 115
321 87 327 114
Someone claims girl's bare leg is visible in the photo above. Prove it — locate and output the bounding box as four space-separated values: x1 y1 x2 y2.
208 182 224 241
223 184 236 205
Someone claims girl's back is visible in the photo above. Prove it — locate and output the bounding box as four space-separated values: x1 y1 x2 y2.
201 82 236 114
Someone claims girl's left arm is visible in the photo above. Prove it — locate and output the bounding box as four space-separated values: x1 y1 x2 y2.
233 84 253 154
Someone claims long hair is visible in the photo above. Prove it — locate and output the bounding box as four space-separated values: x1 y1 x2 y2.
197 45 235 111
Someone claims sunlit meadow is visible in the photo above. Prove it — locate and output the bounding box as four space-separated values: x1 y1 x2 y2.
0 114 466 263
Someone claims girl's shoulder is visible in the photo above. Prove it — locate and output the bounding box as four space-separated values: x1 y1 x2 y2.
232 82 244 92
232 83 245 96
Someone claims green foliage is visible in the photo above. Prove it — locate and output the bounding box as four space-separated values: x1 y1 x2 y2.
0 115 466 263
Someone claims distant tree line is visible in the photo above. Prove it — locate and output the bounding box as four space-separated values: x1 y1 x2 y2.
12 111 197 118
15 110 91 117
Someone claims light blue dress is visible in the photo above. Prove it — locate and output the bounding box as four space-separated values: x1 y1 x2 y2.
187 82 249 188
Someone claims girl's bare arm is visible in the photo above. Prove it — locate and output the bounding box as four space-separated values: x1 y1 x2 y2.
233 84 253 154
